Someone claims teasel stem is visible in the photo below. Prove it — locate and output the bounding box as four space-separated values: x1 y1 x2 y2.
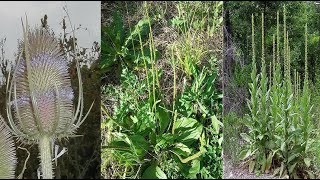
39 135 53 179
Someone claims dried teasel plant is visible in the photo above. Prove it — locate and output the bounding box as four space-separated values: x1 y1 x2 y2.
0 116 17 179
4 17 93 179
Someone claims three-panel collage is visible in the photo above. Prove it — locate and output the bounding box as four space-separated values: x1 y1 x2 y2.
0 1 320 179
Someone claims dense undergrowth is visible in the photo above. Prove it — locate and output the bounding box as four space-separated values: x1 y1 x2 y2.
101 1 223 179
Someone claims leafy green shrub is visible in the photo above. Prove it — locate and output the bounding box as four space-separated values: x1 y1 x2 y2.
102 65 222 179
101 11 157 74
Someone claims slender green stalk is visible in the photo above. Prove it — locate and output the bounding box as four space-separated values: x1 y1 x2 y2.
304 24 308 83
272 34 275 84
252 15 255 65
261 13 265 66
269 61 272 90
144 2 157 116
302 23 310 147
260 13 268 155
283 6 286 76
172 46 177 113
249 14 258 125
137 26 150 101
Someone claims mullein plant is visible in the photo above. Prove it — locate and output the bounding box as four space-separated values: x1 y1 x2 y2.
240 6 316 179
4 18 92 179
0 116 17 179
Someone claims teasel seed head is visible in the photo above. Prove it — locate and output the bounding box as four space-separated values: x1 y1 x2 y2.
0 117 17 179
6 19 93 143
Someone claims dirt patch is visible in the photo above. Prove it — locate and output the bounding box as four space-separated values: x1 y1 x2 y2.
223 156 277 179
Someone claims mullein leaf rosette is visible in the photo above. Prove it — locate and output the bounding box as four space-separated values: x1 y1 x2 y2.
0 117 17 179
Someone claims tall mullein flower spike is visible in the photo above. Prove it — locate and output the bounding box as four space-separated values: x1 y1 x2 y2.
5 17 94 179
0 117 17 179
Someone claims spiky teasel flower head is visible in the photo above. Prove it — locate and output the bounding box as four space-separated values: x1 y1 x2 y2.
6 19 93 143
0 117 16 179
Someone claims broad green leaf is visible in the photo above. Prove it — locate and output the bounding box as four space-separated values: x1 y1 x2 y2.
156 106 170 134
304 158 311 168
129 135 149 158
173 143 192 157
288 153 299 164
239 149 251 160
211 115 221 134
173 117 203 144
188 159 200 179
156 133 175 150
198 101 209 115
142 165 167 179
125 18 150 47
288 162 297 174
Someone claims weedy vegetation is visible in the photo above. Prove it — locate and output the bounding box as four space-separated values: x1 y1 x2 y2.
101 1 223 179
224 2 320 179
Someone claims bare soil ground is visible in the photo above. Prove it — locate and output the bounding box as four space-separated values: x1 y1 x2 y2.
223 156 277 179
